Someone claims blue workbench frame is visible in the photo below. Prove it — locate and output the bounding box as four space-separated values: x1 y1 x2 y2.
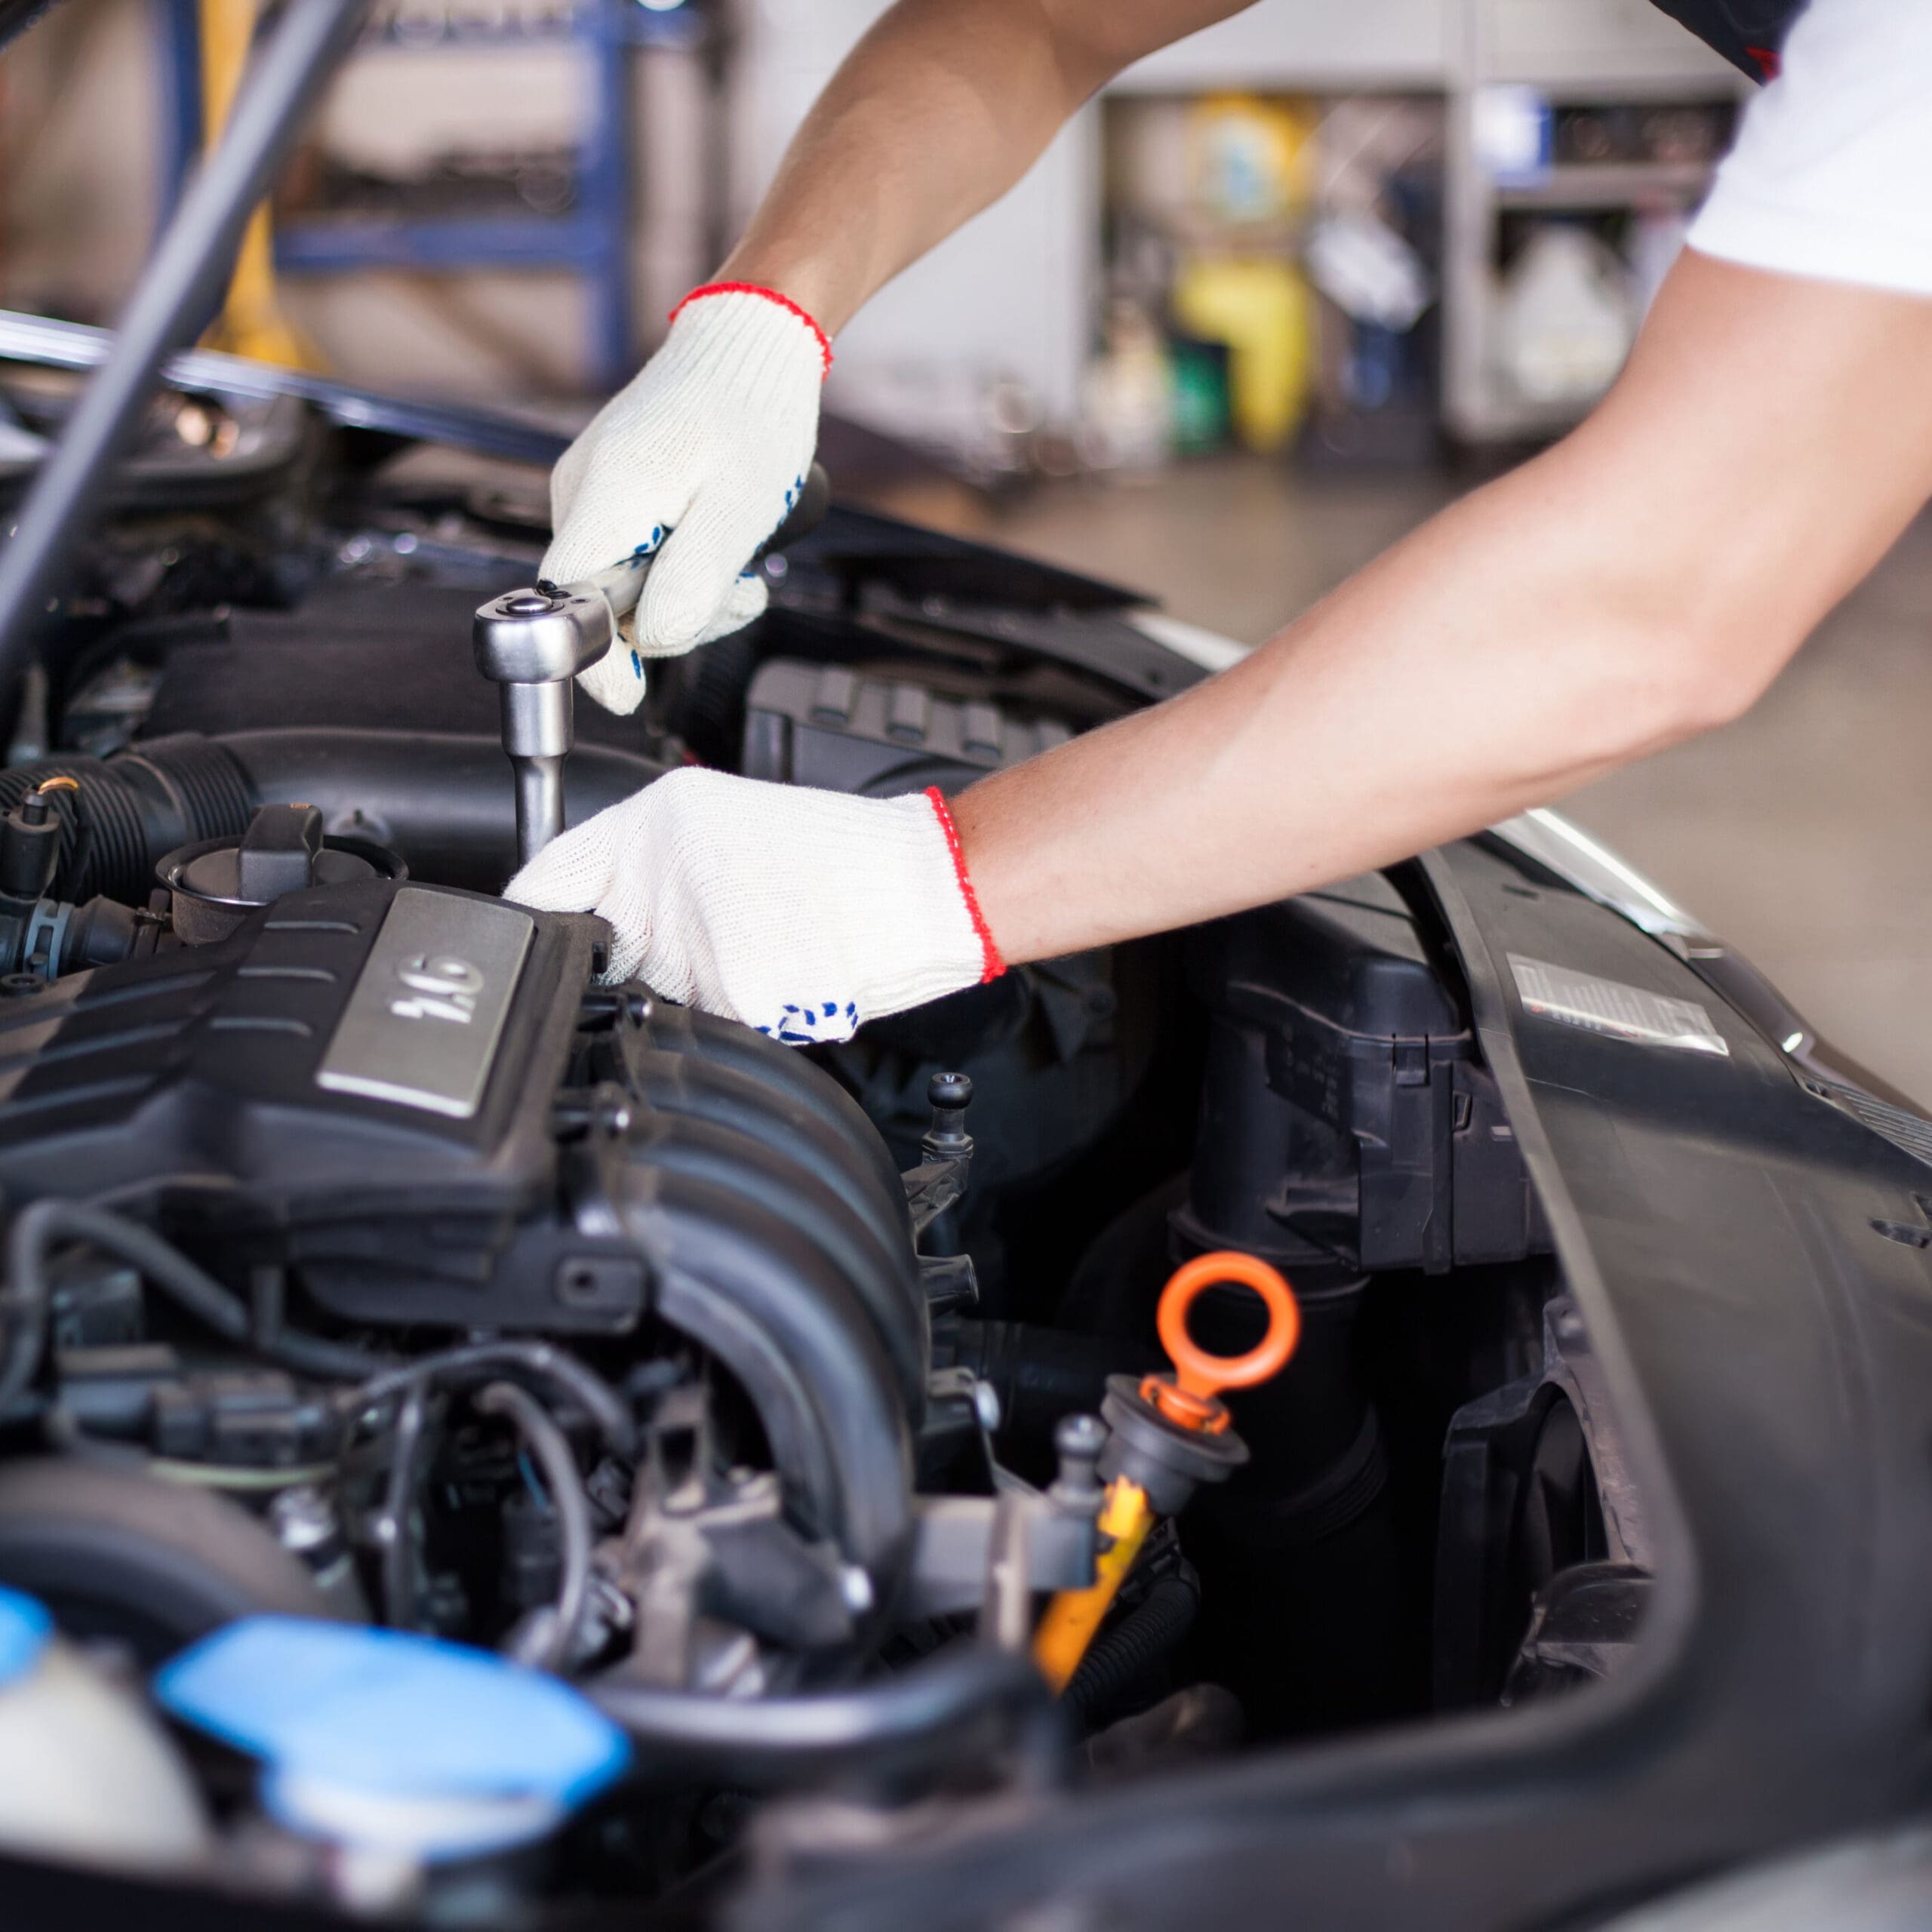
152 0 700 392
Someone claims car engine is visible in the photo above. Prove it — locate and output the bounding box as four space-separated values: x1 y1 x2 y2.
0 346 1616 1922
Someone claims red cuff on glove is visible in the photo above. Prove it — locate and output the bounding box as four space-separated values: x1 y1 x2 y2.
668 282 834 377
924 788 1005 985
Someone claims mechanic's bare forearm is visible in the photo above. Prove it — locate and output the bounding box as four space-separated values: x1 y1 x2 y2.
718 0 1251 334
952 492 1709 962
954 252 1932 964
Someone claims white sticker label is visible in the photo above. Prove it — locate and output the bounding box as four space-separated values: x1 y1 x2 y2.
1508 954 1728 1057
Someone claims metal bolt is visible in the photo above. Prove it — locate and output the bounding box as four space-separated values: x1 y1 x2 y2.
924 1071 974 1165
1056 1413 1105 1458
974 1378 1003 1434
1052 1413 1106 1497
928 1070 971 1112
500 589 560 615
268 1484 339 1557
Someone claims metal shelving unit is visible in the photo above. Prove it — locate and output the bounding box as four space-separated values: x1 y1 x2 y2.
155 0 703 390
1441 0 1750 443
1492 158 1715 210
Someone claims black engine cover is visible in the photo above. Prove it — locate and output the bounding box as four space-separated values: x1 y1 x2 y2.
0 876 628 1327
0 869 927 1568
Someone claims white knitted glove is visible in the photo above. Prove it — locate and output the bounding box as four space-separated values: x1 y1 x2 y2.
504 768 1004 1043
543 283 831 717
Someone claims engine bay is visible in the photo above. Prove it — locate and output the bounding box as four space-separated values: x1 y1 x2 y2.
0 355 1644 1921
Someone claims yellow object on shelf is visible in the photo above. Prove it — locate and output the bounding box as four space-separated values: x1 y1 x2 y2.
1186 94 1317 225
1172 256 1313 454
198 0 322 370
1032 1476 1156 1694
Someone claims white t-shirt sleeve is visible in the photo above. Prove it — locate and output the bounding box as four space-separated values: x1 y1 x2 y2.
1687 0 1932 297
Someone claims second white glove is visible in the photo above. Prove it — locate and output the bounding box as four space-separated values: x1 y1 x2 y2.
504 768 1004 1044
543 283 830 717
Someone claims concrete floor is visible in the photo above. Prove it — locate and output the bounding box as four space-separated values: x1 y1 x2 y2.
943 456 1932 1109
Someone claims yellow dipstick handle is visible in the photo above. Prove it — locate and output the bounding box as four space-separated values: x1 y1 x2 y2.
1031 1251 1302 1695
1032 1475 1156 1692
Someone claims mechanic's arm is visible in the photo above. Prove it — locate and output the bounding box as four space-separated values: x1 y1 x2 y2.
715 0 1250 336
547 0 1248 709
953 249 1932 959
509 251 1932 1042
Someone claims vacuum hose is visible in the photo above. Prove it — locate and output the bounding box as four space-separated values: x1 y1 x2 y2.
588 1644 1063 1792
1063 1565 1200 1733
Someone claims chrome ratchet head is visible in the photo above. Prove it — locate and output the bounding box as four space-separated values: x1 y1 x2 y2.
471 587 599 875
472 560 655 872
471 461 832 870
472 579 623 688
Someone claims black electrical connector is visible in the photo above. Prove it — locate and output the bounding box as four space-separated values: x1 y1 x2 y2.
0 780 163 982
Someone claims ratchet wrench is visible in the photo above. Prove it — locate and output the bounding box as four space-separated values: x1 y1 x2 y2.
473 463 829 869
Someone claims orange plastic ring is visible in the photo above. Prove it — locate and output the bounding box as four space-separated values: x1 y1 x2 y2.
1156 1251 1301 1403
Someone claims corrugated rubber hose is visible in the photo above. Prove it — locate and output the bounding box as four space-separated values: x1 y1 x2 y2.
1063 1564 1201 1734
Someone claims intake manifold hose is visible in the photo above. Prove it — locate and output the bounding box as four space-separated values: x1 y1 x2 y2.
0 736 254 903
3 727 667 903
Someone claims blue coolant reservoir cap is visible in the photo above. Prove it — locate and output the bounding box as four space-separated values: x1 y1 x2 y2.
155 1617 629 1860
0 1586 51 1687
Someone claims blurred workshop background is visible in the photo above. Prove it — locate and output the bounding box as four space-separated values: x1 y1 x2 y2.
5 0 1927 1097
